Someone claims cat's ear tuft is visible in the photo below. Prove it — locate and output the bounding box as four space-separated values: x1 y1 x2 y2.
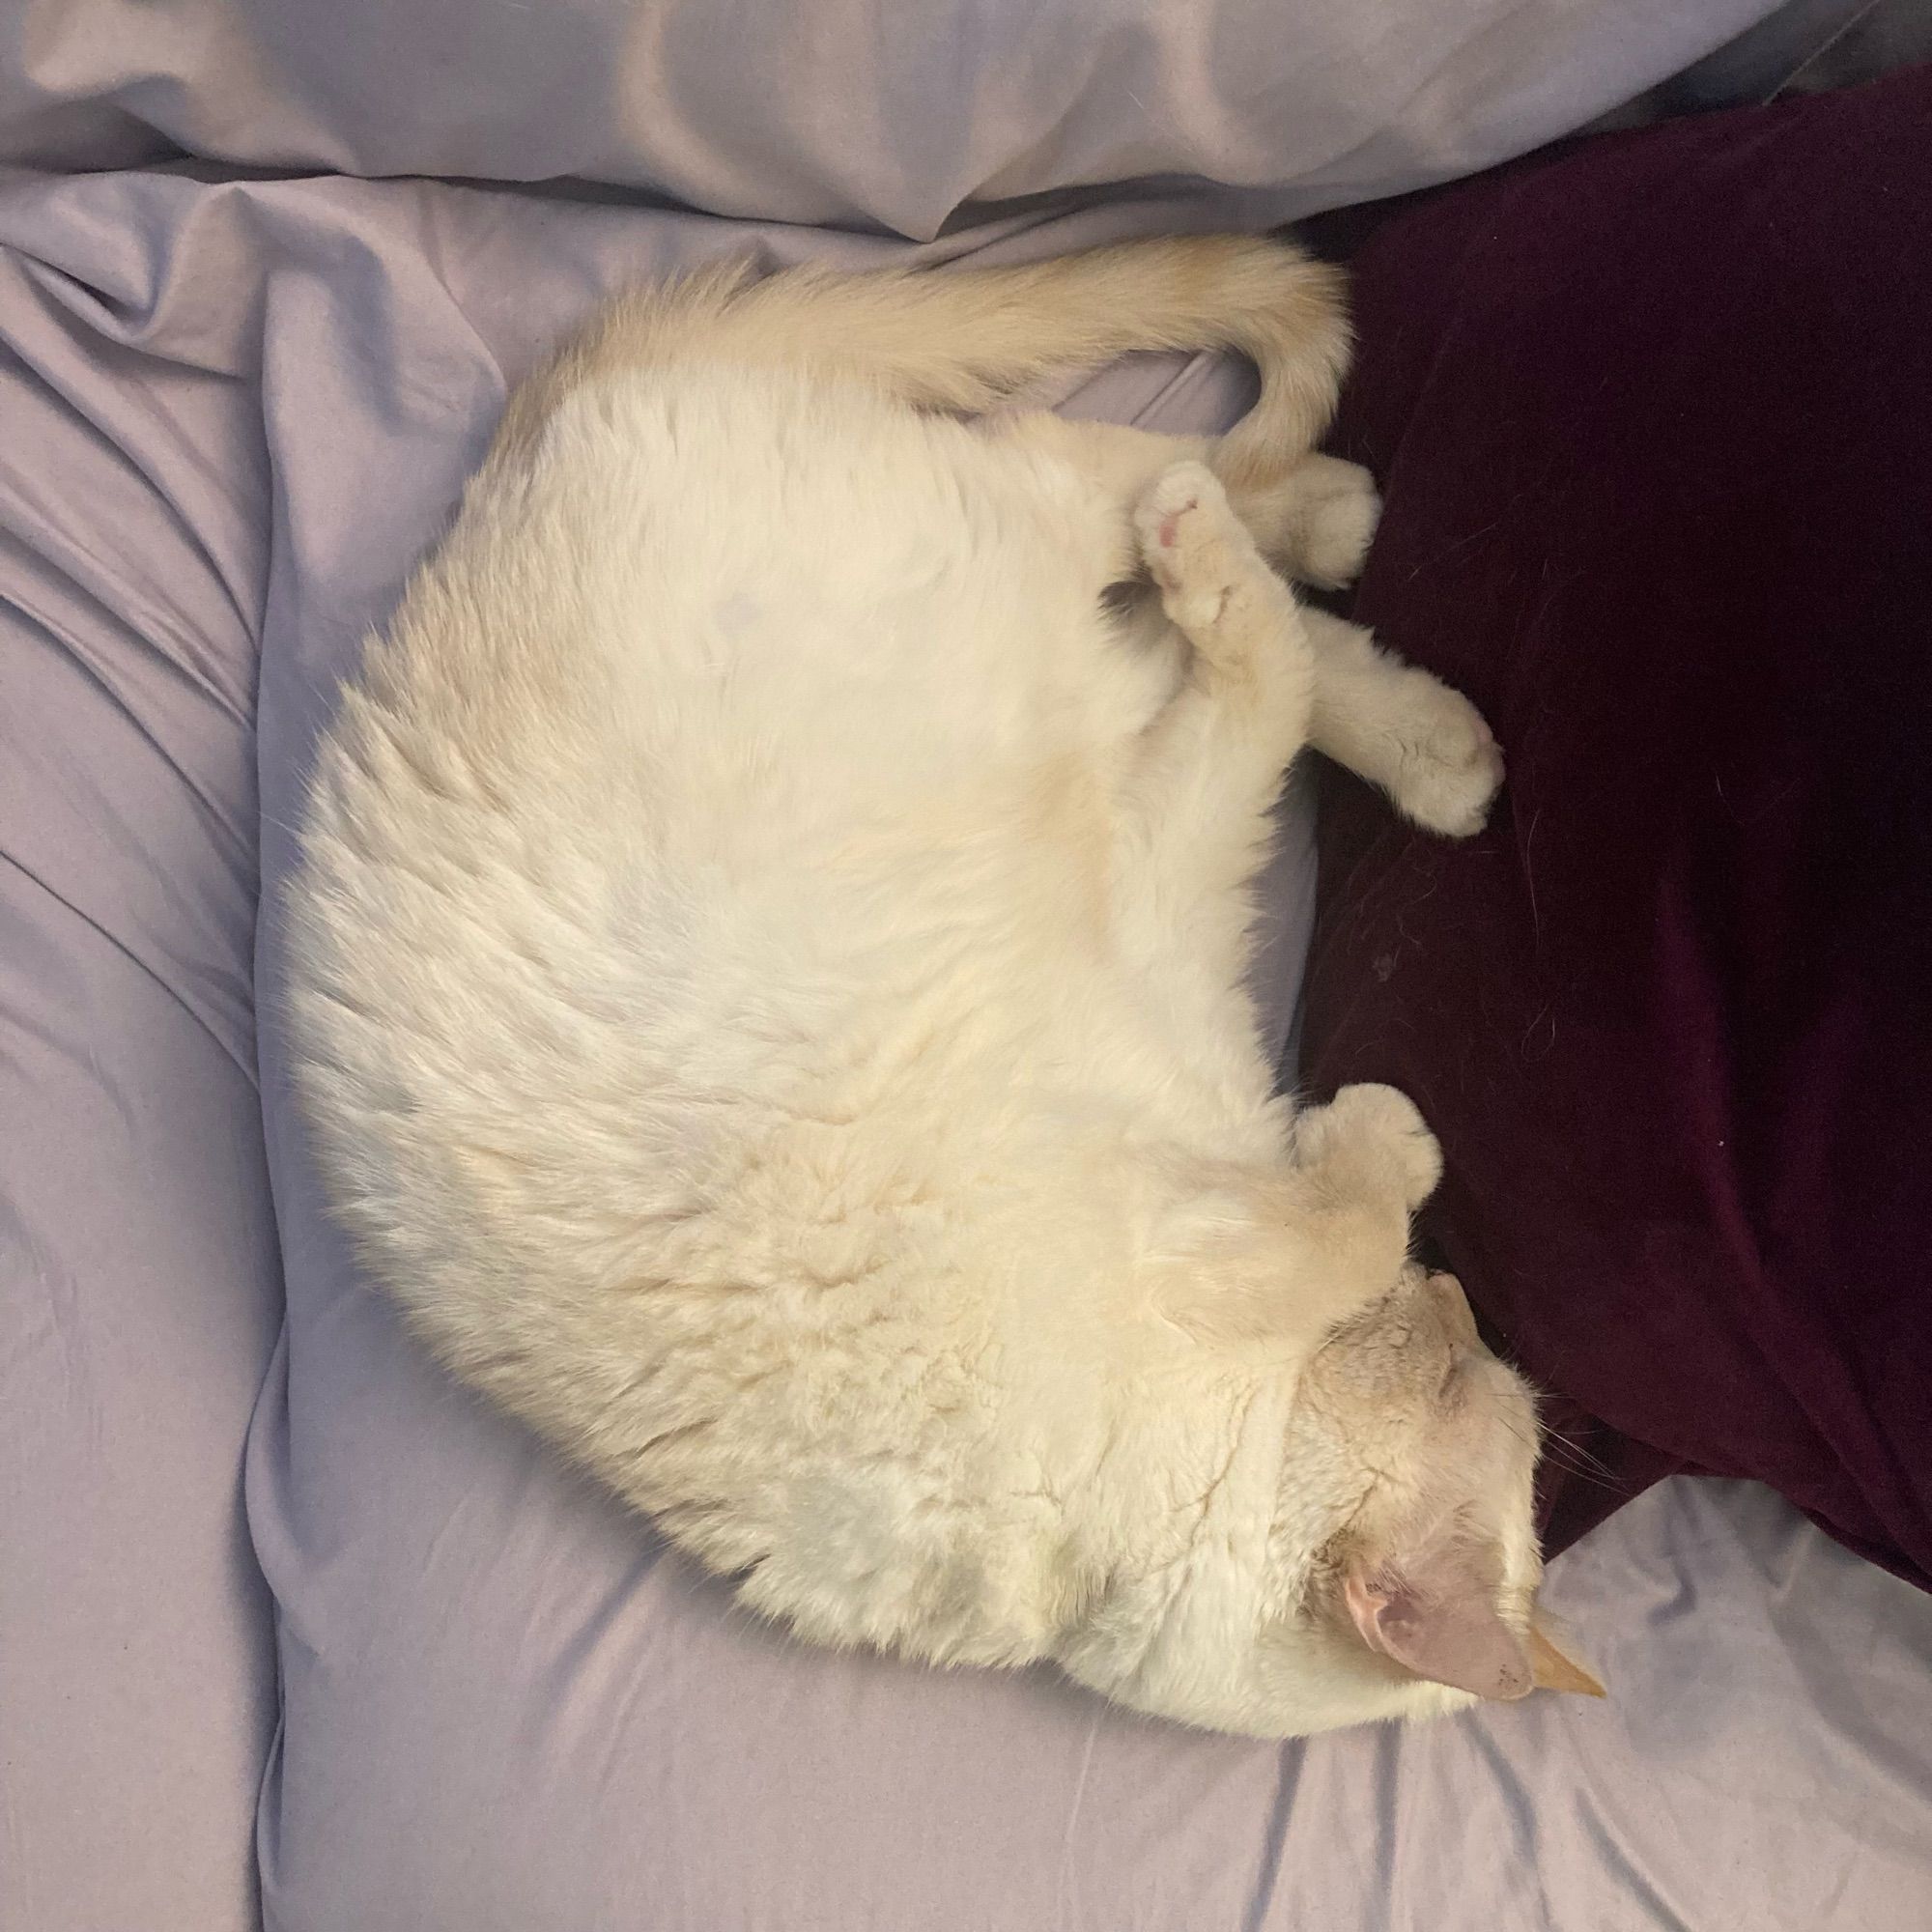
1528 1616 1606 1698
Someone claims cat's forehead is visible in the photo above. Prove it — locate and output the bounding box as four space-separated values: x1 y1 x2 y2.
1306 1283 1457 1396
1293 1289 1542 1500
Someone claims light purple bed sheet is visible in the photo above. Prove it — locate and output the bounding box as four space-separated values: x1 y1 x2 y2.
3 166 1930 1932
0 0 1782 235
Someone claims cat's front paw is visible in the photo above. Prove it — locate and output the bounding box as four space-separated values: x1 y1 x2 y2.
1389 681 1504 838
1134 462 1256 638
1298 1082 1442 1211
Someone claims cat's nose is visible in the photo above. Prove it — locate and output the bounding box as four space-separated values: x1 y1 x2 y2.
1425 1271 1481 1350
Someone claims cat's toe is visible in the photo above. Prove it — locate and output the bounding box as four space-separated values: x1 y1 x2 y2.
1393 689 1505 838
1285 456 1381 590
1329 1082 1443 1208
1298 1081 1443 1211
1135 462 1246 632
1134 461 1221 571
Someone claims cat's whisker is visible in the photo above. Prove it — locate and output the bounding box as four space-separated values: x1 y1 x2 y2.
1544 1428 1619 1483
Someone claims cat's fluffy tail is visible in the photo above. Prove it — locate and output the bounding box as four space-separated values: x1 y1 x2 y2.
495 237 1350 493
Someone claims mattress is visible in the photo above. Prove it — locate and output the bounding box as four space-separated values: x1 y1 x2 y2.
3 164 1929 1932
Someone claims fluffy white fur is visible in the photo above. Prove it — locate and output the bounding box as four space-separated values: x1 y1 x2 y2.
289 238 1595 1738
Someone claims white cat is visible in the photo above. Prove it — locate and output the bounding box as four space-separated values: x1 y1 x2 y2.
288 237 1601 1738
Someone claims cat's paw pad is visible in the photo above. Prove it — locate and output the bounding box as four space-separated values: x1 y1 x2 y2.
1301 1082 1442 1210
1284 455 1381 590
1136 461 1214 557
1391 683 1504 838
1135 462 1251 633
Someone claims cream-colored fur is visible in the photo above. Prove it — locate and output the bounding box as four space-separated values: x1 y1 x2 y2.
288 238 1578 1739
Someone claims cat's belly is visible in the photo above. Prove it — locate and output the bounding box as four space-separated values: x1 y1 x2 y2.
530 367 1151 823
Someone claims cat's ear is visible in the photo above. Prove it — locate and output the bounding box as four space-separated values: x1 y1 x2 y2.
1343 1540 1607 1701
1342 1537 1533 1701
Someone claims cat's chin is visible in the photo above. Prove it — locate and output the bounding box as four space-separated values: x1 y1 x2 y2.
1056 1630 1483 1742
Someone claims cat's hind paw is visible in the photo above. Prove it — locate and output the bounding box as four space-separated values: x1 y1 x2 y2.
1387 683 1505 839
1280 454 1381 590
1135 463 1248 628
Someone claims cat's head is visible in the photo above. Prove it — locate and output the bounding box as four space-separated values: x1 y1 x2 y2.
1061 1264 1601 1736
1281 1264 1601 1716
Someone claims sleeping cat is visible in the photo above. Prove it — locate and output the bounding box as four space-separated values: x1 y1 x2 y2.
288 236 1601 1738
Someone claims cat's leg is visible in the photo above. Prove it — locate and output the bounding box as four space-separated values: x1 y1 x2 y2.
1276 1082 1444 1331
1121 460 1317 886
1101 463 1316 1047
1160 1086 1443 1348
992 413 1380 590
1038 430 1498 837
1303 610 1505 838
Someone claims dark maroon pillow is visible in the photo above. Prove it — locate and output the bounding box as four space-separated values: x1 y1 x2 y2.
1300 67 1932 1587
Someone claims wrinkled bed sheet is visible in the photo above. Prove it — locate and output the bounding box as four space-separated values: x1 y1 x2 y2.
0 0 1782 235
2 166 1929 1931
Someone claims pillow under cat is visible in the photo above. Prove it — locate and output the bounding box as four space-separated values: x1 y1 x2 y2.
287 237 1599 1737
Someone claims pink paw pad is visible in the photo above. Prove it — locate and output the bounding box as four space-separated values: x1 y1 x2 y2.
1155 499 1198 551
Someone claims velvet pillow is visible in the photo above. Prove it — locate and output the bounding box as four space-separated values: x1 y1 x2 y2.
1301 66 1932 1587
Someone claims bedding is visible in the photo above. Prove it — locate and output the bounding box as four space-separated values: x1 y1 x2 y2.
0 210 282 1930
0 0 1784 236
1300 65 1932 1588
6 154 1930 1931
0 171 1316 1932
